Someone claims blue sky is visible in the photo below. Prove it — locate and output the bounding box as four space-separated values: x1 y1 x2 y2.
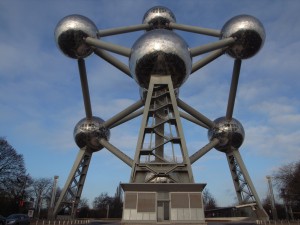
0 0 300 207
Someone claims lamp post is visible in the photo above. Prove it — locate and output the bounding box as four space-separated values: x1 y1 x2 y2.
48 175 59 219
106 204 110 218
266 176 278 220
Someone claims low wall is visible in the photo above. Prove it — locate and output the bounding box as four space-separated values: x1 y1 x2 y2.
32 219 90 225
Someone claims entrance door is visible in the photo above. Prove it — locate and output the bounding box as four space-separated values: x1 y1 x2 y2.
157 201 169 222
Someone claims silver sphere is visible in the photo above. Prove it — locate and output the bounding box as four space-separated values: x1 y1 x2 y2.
130 29 191 89
54 14 98 59
208 117 245 153
143 6 176 30
145 172 174 183
221 15 265 59
74 116 110 151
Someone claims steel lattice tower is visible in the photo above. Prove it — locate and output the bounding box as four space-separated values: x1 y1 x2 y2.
51 6 269 224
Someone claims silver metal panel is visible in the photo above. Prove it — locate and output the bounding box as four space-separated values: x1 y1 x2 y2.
137 193 156 212
124 193 137 209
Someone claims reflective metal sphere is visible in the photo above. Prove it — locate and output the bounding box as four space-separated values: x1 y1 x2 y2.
143 6 176 30
130 29 191 89
74 116 110 151
208 117 245 153
54 14 98 59
221 15 265 59
145 172 174 183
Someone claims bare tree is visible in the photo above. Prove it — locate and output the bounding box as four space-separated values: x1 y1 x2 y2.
273 160 300 219
203 188 217 210
77 197 90 218
78 197 89 208
93 192 112 210
0 138 26 193
30 178 52 218
0 137 30 214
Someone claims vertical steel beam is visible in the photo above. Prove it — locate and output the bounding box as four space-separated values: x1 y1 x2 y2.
130 75 195 183
226 59 241 120
78 59 93 119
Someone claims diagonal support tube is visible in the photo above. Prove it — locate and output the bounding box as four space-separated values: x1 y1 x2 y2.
98 24 150 37
190 138 220 164
179 111 209 129
226 59 242 120
110 108 144 129
78 59 93 119
177 98 214 128
85 37 131 57
169 22 221 37
99 138 133 167
103 99 144 129
94 48 131 77
190 37 235 57
191 48 226 74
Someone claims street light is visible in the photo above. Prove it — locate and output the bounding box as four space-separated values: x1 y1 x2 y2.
48 175 59 219
266 176 278 220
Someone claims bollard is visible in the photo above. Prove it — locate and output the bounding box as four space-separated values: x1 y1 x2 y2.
43 220 45 225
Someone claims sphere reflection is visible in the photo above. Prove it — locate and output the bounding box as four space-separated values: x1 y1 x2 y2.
143 6 176 30
74 116 110 151
221 15 265 59
130 29 191 89
55 14 98 59
208 117 245 153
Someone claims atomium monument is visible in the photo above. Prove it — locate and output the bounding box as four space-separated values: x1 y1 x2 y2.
52 6 268 224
